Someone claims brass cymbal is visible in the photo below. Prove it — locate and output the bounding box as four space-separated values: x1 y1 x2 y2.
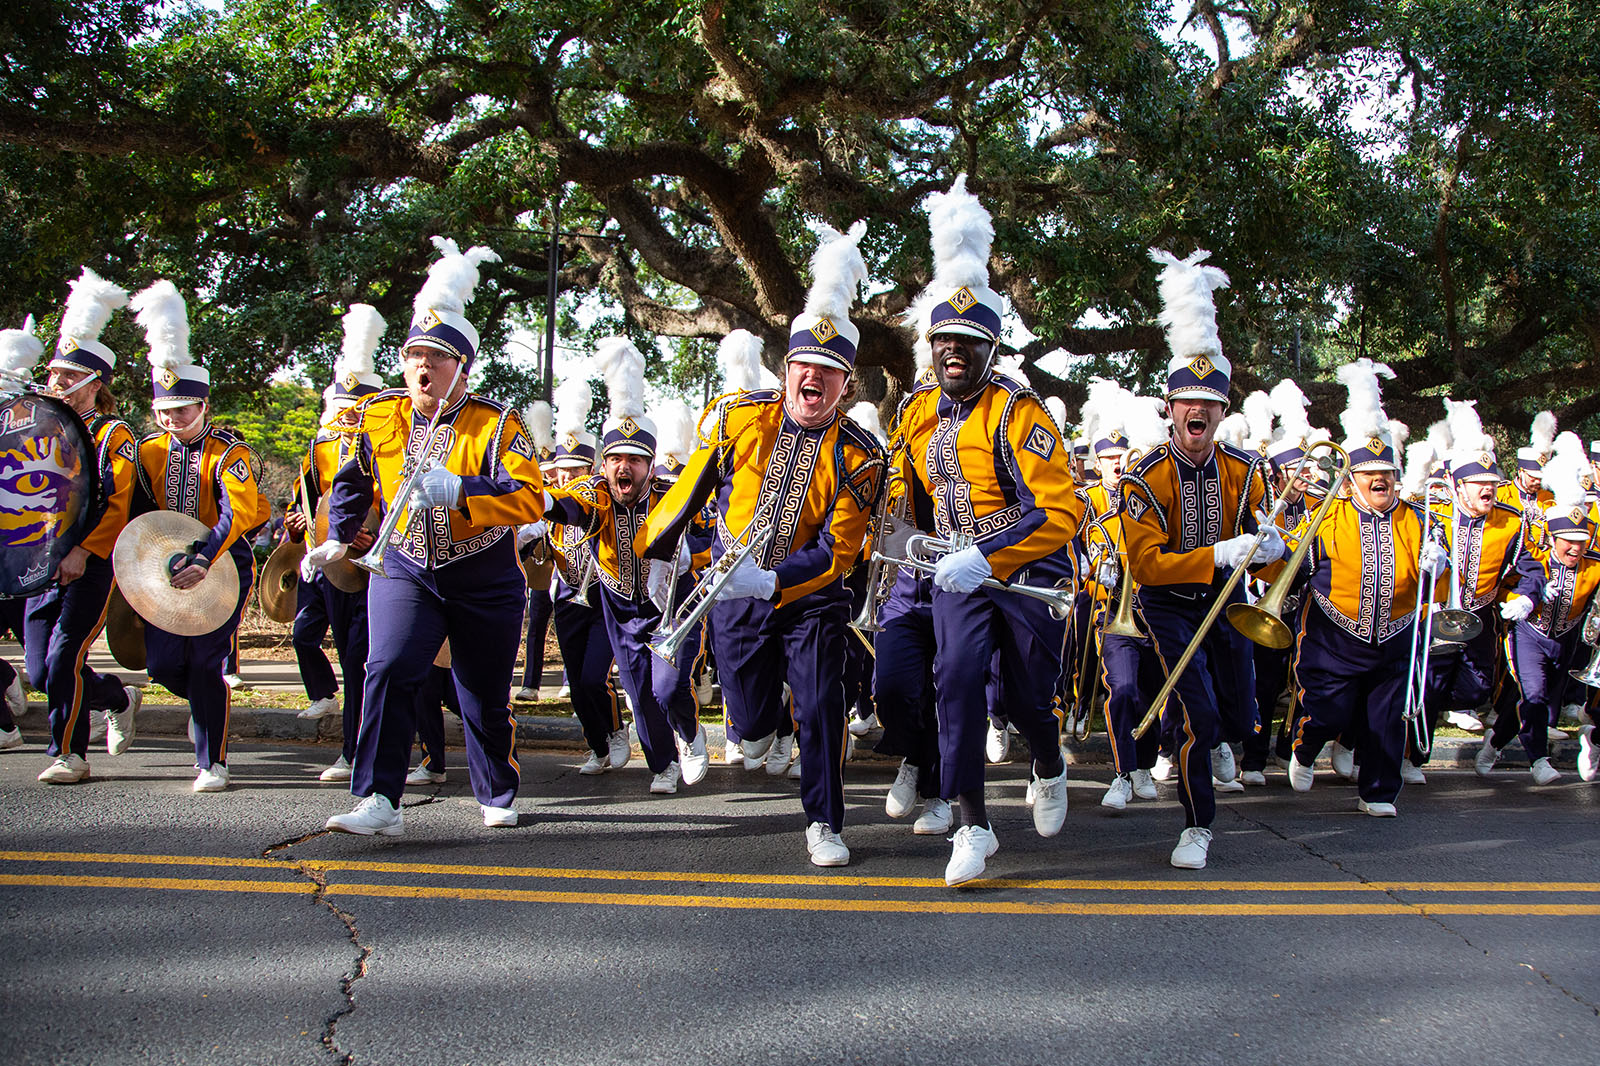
112 511 242 637
258 539 305 623
316 495 377 594
104 584 146 671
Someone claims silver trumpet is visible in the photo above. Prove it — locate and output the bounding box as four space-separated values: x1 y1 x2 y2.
649 523 775 662
875 532 1075 619
1571 604 1600 687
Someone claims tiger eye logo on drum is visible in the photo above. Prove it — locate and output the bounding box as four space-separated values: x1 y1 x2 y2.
0 435 81 547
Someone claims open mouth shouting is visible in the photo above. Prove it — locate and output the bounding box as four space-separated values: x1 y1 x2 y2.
1166 397 1224 460
784 359 848 428
931 333 992 400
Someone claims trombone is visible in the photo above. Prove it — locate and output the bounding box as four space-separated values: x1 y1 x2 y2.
873 533 1076 618
1570 603 1600 687
1135 441 1349 740
850 445 909 637
649 522 773 661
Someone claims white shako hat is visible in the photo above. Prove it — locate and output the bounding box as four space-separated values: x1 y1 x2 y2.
324 303 386 417
551 367 597 470
132 280 207 410
909 174 1003 346
595 336 655 459
405 236 499 368
787 220 868 373
1266 379 1311 468
1443 398 1501 483
1542 433 1592 541
652 398 696 480
523 400 555 467
52 267 129 384
1516 410 1557 473
0 315 44 388
1079 377 1130 457
1150 248 1231 404
1337 358 1401 472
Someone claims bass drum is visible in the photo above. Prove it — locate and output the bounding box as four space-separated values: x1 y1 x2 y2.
0 391 99 599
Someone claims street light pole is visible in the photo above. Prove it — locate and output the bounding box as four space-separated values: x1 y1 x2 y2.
543 192 560 402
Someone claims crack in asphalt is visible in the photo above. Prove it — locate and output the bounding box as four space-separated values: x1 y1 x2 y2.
1226 804 1600 1018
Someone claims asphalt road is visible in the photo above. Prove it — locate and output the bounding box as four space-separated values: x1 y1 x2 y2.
4 738 1599 1065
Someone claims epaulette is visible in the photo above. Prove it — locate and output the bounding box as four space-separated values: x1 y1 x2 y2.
725 388 781 411
1215 440 1258 467
836 413 885 456
1490 500 1522 519
1127 444 1170 477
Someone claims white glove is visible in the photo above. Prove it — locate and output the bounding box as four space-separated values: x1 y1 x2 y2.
715 555 778 602
517 520 548 548
1212 533 1258 571
410 466 463 511
1542 579 1561 603
1095 557 1119 589
1419 541 1449 576
1500 595 1534 622
933 544 992 594
301 540 348 581
880 516 916 560
1253 511 1286 563
647 563 673 612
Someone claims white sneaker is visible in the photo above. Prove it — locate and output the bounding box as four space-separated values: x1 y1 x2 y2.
107 686 141 756
327 794 403 836
223 673 250 691
885 760 919 819
805 822 850 867
297 696 339 720
650 763 681 794
405 763 446 785
914 798 953 835
1578 726 1599 782
1130 768 1157 799
1576 704 1594 727
1330 742 1356 780
1213 776 1245 793
1240 769 1267 786
724 736 742 764
38 754 89 783
512 687 540 703
1474 739 1500 777
481 804 518 827
693 670 715 708
192 763 229 792
578 751 610 775
88 711 107 745
4 675 24 725
1024 779 1035 806
1287 752 1315 792
556 683 571 698
677 726 710 786
740 732 775 766
1170 826 1212 869
787 749 803 780
1399 759 1426 785
847 712 878 737
1101 774 1132 811
1210 743 1237 783
984 723 1011 763
844 734 856 761
1030 750 1068 837
606 728 631 769
1357 798 1398 817
1447 711 1484 732
319 755 353 782
0 725 20 750
764 735 794 776
1547 727 1569 743
945 824 999 886
1152 754 1174 782
1530 757 1561 785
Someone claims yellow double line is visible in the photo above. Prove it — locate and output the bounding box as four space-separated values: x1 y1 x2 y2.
4 850 1599 917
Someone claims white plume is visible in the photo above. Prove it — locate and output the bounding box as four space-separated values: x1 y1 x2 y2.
553 368 594 437
594 336 647 421
413 235 499 320
717 330 766 392
1400 440 1437 499
1444 399 1495 457
1148 248 1229 360
923 174 994 292
1543 432 1588 512
130 280 191 369
59 267 129 347
801 219 868 323
654 398 697 461
1389 420 1410 454
1216 412 1250 449
1079 377 1127 444
1426 419 1453 458
1268 378 1310 442
1335 358 1395 441
1044 396 1068 434
1529 410 1557 453
0 315 43 376
338 304 385 376
1242 390 1275 451
1124 395 1169 454
523 401 554 455
846 401 886 445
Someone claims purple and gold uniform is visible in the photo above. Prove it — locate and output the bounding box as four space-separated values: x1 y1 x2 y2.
1084 501 1162 778
1120 440 1270 826
27 411 140 760
896 373 1082 800
133 424 268 770
328 388 544 809
639 389 885 831
548 519 622 761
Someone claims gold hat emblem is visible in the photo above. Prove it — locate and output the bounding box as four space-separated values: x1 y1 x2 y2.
1366 436 1386 453
342 372 359 390
1573 507 1588 523
619 416 639 436
158 367 179 390
564 431 580 450
1480 451 1493 466
666 456 680 471
1188 355 1214 379
62 338 79 353
809 317 838 344
419 309 441 330
947 287 977 313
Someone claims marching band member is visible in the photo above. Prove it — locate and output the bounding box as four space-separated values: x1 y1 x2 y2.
512 400 556 703
1500 411 1556 517
543 337 709 795
895 177 1081 885
1478 434 1600 785
541 371 628 778
1413 402 1526 781
287 305 384 783
22 272 143 783
1119 248 1282 869
1276 360 1439 817
312 237 545 834
639 221 885 868
129 280 269 792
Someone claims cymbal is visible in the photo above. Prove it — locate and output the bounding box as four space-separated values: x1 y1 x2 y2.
315 495 376 594
112 511 242 637
258 540 305 623
104 585 146 671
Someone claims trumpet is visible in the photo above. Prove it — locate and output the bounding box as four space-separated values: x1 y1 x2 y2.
352 361 464 577
1429 496 1484 644
873 533 1075 618
850 466 908 636
1571 603 1600 687
649 522 774 662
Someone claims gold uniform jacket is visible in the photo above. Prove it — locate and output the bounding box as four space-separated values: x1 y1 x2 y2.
134 425 269 567
896 375 1081 582
548 474 710 604
288 431 358 538
1433 500 1525 612
638 390 884 608
79 415 138 560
